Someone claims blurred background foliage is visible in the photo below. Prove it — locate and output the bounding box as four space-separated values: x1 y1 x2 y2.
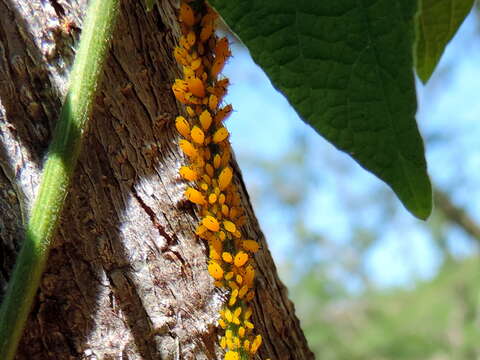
222 4 480 359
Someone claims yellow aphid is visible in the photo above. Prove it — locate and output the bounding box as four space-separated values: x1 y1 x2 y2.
218 166 233 190
244 307 253 320
185 187 206 205
173 47 188 66
228 281 239 291
250 335 262 354
214 104 233 123
223 220 236 233
219 231 226 241
244 265 255 286
186 106 195 117
228 294 237 307
183 65 195 79
225 271 234 280
179 166 198 181
224 309 233 322
172 83 188 104
199 110 212 131
191 58 202 70
175 116 190 138
208 193 217 204
238 327 245 338
243 339 251 352
179 3 195 26
241 240 260 253
239 285 248 298
202 215 220 232
187 77 205 98
234 251 248 267
179 139 198 158
195 224 207 236
200 182 208 191
190 126 205 144
224 350 239 360
208 94 218 111
210 237 222 260
244 320 254 330
208 260 224 280
236 274 243 284
233 229 242 239
222 252 233 263
220 335 227 347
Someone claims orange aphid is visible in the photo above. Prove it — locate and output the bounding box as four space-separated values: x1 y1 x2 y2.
179 3 195 26
190 126 205 144
222 252 233 263
179 166 198 181
218 166 233 190
185 187 206 205
215 37 231 59
202 215 220 232
211 56 227 78
208 94 218 111
213 127 229 143
234 251 249 267
241 240 260 253
191 58 202 70
199 109 212 131
208 260 224 280
179 139 198 158
187 77 205 98
175 116 190 138
223 220 236 233
187 31 196 47
214 104 233 123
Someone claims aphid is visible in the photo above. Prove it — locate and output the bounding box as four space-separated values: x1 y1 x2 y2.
185 187 206 205
218 166 233 190
202 215 220 232
214 104 233 123
213 127 229 143
223 220 236 233
211 55 227 78
234 251 248 267
199 110 212 131
241 240 260 253
187 77 205 98
179 166 198 181
208 260 224 280
208 94 218 111
174 47 189 66
179 2 195 26
222 252 233 263
175 116 191 138
179 139 198 158
187 31 196 47
190 126 205 144
215 37 231 59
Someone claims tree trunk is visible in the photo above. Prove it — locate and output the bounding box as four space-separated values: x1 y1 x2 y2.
0 1 314 359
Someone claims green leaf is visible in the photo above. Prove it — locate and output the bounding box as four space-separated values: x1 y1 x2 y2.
415 0 474 83
209 0 432 219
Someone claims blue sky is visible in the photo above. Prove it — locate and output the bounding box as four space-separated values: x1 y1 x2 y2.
221 11 480 290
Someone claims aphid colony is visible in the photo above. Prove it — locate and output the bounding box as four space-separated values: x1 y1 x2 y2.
172 1 263 359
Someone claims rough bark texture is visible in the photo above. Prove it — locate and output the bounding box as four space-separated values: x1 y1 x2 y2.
0 1 314 359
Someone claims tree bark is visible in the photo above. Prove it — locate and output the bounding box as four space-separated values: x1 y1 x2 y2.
0 1 314 359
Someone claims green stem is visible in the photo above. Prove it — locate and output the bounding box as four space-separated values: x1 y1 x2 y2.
0 0 119 358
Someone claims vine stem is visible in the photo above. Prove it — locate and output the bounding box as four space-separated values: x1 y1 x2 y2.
0 0 120 358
